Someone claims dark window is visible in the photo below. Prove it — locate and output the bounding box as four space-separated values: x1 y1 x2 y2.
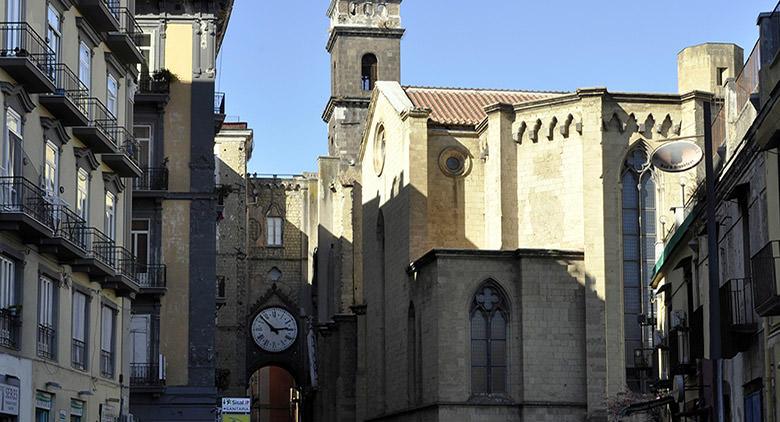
621 146 657 391
361 54 378 91
470 282 508 395
717 67 728 86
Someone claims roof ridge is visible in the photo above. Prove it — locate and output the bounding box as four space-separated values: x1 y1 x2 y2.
403 85 568 95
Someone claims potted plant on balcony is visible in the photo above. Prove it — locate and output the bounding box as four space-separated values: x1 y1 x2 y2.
152 68 176 83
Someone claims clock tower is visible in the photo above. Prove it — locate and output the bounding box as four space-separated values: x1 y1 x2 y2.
324 0 404 165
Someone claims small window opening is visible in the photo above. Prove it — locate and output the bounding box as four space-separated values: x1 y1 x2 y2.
362 54 378 91
717 67 728 86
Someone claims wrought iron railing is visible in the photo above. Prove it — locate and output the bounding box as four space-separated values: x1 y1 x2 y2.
130 363 164 386
0 176 55 229
114 7 144 46
84 227 115 268
46 64 89 115
135 167 168 191
214 91 225 114
53 205 88 251
113 246 137 281
0 309 20 350
138 72 170 94
81 98 119 148
136 264 166 289
37 324 55 359
0 22 55 79
721 278 757 329
72 338 86 370
100 349 114 378
108 126 140 165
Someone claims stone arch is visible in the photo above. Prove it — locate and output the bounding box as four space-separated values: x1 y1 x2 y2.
361 53 378 91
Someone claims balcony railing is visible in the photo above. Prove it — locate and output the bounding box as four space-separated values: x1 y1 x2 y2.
130 363 165 386
110 126 140 166
0 176 55 230
0 309 20 350
752 240 780 316
113 246 137 281
82 98 119 144
135 167 168 191
37 324 55 360
137 264 166 290
84 227 116 268
50 63 88 108
72 338 86 370
53 205 88 251
0 22 55 80
721 278 758 330
115 7 144 44
100 349 114 378
214 91 225 114
138 72 170 94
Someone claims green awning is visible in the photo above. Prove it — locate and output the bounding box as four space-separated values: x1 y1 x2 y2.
651 203 700 286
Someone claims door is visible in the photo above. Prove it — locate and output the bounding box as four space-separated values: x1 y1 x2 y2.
130 314 150 383
5 0 21 52
131 220 150 284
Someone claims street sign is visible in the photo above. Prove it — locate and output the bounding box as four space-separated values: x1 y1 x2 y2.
221 397 251 413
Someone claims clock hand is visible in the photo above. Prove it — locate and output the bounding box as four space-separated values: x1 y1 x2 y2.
259 314 280 333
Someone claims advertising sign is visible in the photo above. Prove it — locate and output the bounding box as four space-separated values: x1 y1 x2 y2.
221 415 250 422
221 398 250 413
651 140 703 173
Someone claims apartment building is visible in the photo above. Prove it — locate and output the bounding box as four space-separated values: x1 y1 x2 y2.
0 0 146 420
645 3 780 421
128 1 233 420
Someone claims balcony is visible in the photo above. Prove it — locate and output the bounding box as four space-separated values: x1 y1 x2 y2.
0 177 55 240
102 246 140 296
72 228 115 277
72 98 118 153
137 264 166 295
136 70 170 106
214 91 226 132
752 240 780 316
100 349 114 378
101 127 143 178
0 309 20 350
39 205 89 261
106 8 145 64
130 358 165 394
134 167 168 194
72 339 86 371
0 23 55 93
76 0 120 32
39 64 89 126
36 324 55 360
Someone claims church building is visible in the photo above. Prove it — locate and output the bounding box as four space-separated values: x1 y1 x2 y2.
220 1 745 421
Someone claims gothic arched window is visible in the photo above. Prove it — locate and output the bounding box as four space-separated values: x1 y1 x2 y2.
470 282 508 395
621 145 657 391
361 53 378 91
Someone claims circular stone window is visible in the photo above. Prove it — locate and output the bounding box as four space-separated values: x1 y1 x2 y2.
438 147 471 177
373 125 386 176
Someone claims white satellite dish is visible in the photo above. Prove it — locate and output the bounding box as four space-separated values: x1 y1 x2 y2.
651 140 704 173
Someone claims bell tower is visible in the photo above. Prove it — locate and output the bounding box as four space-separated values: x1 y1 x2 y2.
324 0 404 164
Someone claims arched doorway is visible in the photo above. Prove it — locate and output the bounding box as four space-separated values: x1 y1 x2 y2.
247 366 300 422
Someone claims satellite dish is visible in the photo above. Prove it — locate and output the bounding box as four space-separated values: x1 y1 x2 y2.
651 140 703 173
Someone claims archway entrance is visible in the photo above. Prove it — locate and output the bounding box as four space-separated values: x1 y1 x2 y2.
248 366 300 422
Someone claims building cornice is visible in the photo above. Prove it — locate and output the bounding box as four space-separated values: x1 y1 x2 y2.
322 97 371 122
407 248 585 274
326 26 405 52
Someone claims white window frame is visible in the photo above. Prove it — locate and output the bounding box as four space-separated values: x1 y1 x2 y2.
76 169 89 222
0 256 14 309
101 305 114 353
107 74 119 118
71 291 87 343
104 191 116 240
266 216 283 247
38 276 55 328
2 108 21 178
46 5 61 64
78 41 91 92
43 141 59 199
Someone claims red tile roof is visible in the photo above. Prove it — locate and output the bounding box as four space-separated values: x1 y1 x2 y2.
403 86 564 126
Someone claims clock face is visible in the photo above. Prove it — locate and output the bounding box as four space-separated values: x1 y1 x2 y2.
251 307 298 352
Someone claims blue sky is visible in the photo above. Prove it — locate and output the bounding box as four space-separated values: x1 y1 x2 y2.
216 0 771 175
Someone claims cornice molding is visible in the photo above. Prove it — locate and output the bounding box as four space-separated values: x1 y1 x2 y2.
326 26 405 52
322 97 371 122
